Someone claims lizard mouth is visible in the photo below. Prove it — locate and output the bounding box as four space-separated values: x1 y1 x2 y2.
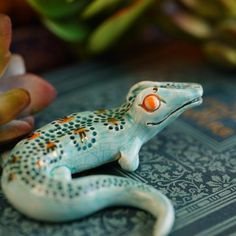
147 96 202 126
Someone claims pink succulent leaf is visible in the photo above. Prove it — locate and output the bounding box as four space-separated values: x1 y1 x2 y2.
0 14 12 77
2 54 25 80
0 14 56 146
0 117 33 144
0 73 56 116
21 115 34 127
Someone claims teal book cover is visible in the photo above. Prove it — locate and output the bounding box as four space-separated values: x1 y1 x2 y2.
0 54 235 236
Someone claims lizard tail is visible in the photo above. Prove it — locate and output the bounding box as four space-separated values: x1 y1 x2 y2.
2 174 174 236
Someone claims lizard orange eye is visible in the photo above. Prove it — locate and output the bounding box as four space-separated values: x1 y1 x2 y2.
141 94 161 112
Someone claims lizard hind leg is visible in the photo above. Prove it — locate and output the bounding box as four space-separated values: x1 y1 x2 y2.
50 166 72 181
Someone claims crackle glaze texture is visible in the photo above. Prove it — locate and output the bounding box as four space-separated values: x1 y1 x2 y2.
1 81 203 236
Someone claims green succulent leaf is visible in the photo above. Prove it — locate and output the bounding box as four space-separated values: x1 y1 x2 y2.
168 11 212 39
217 19 236 44
204 42 236 68
88 0 154 53
82 0 123 19
27 0 89 18
43 18 89 42
219 0 236 17
179 0 223 19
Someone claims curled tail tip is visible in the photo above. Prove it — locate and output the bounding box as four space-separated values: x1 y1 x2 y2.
117 177 175 236
152 190 175 236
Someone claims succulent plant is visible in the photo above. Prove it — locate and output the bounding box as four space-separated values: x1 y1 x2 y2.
27 0 236 68
155 0 236 68
0 14 56 146
26 0 154 54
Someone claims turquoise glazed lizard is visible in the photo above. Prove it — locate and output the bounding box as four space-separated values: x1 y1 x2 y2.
1 81 203 236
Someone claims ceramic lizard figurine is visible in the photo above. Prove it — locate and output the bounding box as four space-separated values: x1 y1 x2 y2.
1 81 203 236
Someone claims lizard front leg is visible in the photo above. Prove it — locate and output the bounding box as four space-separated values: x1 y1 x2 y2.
118 138 141 172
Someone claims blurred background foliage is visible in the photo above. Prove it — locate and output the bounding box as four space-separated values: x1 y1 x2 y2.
156 0 236 68
1 0 236 69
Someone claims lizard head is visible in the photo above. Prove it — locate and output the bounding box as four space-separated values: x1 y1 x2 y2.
127 81 203 131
